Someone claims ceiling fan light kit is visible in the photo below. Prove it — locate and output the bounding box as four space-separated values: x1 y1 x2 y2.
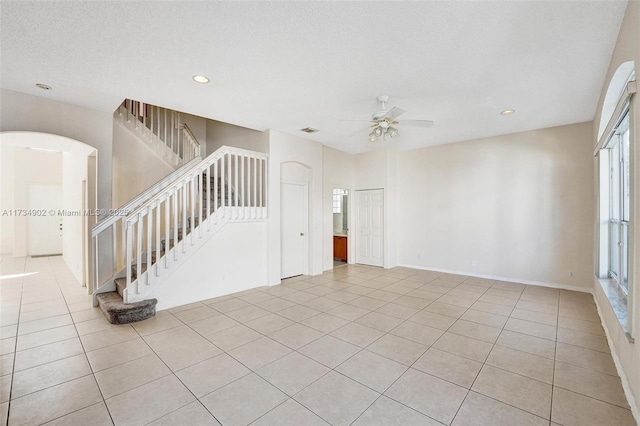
343 95 434 143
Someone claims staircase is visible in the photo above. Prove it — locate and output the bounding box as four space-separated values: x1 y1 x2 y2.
91 101 268 324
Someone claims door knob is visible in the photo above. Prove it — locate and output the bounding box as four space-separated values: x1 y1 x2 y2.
300 233 305 236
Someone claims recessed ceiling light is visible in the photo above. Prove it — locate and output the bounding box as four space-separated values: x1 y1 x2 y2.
500 109 515 115
35 83 52 90
192 75 210 84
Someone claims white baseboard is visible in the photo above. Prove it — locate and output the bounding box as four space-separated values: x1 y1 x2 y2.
592 287 640 424
397 263 593 294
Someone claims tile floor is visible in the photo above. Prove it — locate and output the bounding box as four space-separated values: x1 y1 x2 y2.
0 256 636 426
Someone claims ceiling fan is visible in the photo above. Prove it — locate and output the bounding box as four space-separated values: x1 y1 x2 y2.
343 95 434 142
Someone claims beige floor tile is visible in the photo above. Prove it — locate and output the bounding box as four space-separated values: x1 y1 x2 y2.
470 301 513 316
299 335 361 368
302 296 344 312
228 336 292 370
366 334 428 366
270 323 324 350
432 333 493 362
460 309 507 329
486 345 554 383
106 374 195 426
336 350 407 393
0 353 13 376
352 395 441 426
449 319 501 343
485 288 521 300
355 312 404 332
325 304 370 321
252 399 329 426
423 302 467 318
478 294 517 307
375 303 420 320
0 375 11 403
496 330 555 359
200 373 287 426
79 326 138 352
281 290 319 304
325 290 361 303
554 361 628 408
0 325 17 340
301 313 349 333
143 325 222 371
43 401 113 426
75 317 117 336
504 317 557 340
491 281 526 293
255 297 298 313
13 337 83 372
258 352 330 396
559 306 601 323
95 354 171 399
555 342 617 376
453 391 548 426
294 371 379 426
406 289 442 301
385 368 467 424
168 301 208 314
17 314 72 336
516 300 558 314
172 305 219 324
305 286 339 297
148 401 220 426
8 375 102 426
510 308 557 326
551 387 635 426
472 365 552 419
207 298 251 313
557 315 605 336
409 310 457 330
86 338 153 372
557 327 610 353
176 352 250 397
206 324 263 351
392 295 433 310
225 305 271 323
238 291 276 304
390 321 443 346
331 323 385 348
413 347 482 388
11 353 91 398
70 308 105 324
367 289 403 302
16 324 77 351
278 305 323 322
131 311 183 336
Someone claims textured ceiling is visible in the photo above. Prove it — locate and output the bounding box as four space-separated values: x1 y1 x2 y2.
0 1 627 153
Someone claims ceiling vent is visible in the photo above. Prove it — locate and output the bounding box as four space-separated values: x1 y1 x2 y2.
299 127 319 134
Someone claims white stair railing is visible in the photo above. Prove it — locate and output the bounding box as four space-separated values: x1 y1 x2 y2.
119 99 201 165
119 146 267 303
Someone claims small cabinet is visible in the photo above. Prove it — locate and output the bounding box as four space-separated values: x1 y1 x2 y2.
333 236 347 262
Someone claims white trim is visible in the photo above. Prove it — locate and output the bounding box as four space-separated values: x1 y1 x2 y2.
398 263 593 293
593 287 640 424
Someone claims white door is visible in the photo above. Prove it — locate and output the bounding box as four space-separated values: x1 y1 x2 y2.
28 184 63 256
281 182 308 278
356 189 384 267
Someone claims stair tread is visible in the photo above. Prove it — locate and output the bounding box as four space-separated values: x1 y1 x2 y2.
96 291 157 324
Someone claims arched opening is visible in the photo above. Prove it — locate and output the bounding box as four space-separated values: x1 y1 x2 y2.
0 132 98 288
598 61 635 140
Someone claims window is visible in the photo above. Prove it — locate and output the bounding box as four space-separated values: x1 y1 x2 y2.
605 112 630 294
333 188 346 213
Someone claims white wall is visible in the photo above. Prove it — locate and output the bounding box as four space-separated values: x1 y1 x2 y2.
322 146 354 270
206 120 268 156
268 130 323 284
0 144 15 254
397 122 594 289
591 0 640 418
149 221 268 310
0 89 113 212
111 121 176 208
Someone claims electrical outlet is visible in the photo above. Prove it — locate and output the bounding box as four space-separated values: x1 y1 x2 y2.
569 271 575 278
471 260 477 266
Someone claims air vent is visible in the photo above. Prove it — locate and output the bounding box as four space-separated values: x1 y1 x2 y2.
299 127 319 133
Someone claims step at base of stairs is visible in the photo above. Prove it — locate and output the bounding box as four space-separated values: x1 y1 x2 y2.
96 292 157 324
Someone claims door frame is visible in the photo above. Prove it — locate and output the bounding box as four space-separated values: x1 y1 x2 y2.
281 180 310 278
331 186 353 266
354 188 385 267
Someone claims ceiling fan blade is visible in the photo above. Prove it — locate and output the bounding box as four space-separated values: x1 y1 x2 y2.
340 119 375 122
384 106 406 121
398 119 434 128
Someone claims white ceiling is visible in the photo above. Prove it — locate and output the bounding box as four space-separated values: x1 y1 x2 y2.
0 1 627 153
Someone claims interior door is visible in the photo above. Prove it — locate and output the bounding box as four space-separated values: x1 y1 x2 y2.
28 184 63 256
281 182 308 278
356 189 384 267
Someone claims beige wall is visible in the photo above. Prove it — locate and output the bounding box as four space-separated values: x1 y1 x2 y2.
591 0 640 418
206 120 267 156
397 122 594 290
111 121 176 208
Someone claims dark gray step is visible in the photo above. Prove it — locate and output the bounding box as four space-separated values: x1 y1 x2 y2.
96 291 157 324
131 263 147 279
115 277 126 297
